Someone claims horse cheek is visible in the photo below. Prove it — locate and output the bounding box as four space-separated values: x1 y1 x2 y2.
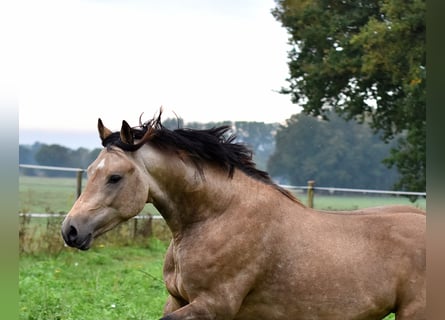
124 177 148 217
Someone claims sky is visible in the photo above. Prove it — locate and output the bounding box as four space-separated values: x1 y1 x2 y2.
15 0 301 148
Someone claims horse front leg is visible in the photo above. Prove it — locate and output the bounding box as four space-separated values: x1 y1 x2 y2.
163 294 188 314
160 301 213 320
160 299 236 320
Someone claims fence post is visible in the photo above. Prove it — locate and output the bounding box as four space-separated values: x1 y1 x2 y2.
307 180 315 208
76 170 83 198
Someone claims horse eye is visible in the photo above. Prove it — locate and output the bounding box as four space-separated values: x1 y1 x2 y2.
107 175 122 184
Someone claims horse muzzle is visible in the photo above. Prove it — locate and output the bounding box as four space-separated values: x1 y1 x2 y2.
61 217 94 251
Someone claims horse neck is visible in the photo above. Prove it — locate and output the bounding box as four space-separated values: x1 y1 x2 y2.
139 146 248 234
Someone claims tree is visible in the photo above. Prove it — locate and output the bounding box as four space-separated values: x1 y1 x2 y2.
35 144 71 167
25 144 102 177
231 121 278 170
34 144 72 177
19 145 36 165
267 112 399 189
69 147 101 169
272 0 425 191
19 143 40 176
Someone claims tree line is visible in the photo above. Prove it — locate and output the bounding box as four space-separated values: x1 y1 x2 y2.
20 114 405 190
19 143 101 177
268 111 399 189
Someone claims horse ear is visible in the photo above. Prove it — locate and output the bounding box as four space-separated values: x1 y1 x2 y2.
120 120 134 145
98 118 113 142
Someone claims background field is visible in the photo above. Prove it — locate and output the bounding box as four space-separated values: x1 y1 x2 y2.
20 241 169 320
19 175 422 319
19 175 426 214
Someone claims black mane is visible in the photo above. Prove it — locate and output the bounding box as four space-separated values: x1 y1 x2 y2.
102 113 300 203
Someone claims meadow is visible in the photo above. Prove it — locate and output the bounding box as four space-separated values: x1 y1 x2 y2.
19 175 425 214
20 241 169 320
19 175 423 319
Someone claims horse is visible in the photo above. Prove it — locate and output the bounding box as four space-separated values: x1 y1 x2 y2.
61 111 426 319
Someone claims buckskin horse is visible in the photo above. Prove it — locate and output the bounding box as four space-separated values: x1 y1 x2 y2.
61 111 426 319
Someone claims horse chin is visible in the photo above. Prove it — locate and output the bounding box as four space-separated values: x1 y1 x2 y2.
62 232 93 251
78 234 93 251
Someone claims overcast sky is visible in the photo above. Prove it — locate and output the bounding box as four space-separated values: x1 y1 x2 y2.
16 0 301 147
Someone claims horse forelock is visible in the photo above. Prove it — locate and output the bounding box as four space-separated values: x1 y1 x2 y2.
103 112 302 204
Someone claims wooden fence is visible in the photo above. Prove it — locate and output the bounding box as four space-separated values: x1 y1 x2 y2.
283 180 426 208
20 164 85 198
19 164 426 210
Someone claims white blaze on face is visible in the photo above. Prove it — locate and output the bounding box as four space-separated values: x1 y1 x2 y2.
96 158 106 170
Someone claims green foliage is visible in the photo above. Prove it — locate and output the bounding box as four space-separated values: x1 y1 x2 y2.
223 121 277 170
268 112 399 189
35 144 72 167
383 127 426 192
272 0 425 191
19 143 40 165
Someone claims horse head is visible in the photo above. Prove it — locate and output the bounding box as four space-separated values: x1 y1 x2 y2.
61 119 152 250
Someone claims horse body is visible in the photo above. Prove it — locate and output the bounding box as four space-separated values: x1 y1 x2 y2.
61 114 425 319
158 165 425 320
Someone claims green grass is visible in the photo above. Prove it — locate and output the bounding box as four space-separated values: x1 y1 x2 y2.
308 193 426 211
20 241 169 320
19 176 79 213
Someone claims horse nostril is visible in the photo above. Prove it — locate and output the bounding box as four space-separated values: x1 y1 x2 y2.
68 225 78 241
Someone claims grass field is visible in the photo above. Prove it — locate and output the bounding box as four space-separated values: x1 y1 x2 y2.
20 241 169 320
19 175 79 213
19 175 425 214
307 192 425 211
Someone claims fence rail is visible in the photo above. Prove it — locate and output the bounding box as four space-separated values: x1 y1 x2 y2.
20 164 426 210
20 164 85 198
19 212 163 220
282 185 426 197
19 164 85 172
